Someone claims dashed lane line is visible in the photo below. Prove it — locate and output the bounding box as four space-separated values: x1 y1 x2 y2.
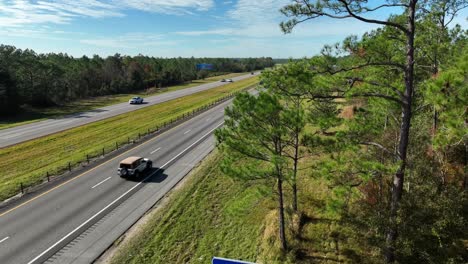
91 177 112 189
27 122 224 264
150 147 161 154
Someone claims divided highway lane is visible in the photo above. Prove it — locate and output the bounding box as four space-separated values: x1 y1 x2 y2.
0 72 259 148
0 99 232 264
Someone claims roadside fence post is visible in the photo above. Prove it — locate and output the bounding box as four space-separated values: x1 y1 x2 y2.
87 154 90 164
128 137 130 144
116 142 118 150
20 183 24 194
68 162 71 172
138 133 141 139
47 171 50 182
102 148 105 156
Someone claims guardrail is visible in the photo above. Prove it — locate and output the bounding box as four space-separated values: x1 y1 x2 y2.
12 86 254 200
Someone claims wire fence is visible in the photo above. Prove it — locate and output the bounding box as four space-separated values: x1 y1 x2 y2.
15 87 251 197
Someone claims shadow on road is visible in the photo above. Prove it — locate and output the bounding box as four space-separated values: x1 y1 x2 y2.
59 108 109 119
123 167 168 183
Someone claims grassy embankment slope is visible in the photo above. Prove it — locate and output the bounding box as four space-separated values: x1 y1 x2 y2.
0 76 258 202
108 130 372 263
0 72 248 130
108 150 270 264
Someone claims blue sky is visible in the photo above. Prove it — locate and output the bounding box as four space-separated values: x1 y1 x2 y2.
0 0 466 58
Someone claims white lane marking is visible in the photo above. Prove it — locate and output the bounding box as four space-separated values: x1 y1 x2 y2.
27 122 224 264
184 129 191 135
60 120 75 125
91 177 112 189
0 237 9 244
150 147 161 154
0 133 25 139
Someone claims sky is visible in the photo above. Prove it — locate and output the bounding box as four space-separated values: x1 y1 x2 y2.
0 0 467 58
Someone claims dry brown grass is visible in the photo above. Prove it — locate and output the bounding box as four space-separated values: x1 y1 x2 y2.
339 99 365 119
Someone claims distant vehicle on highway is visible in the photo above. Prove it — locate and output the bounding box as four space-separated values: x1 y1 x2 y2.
226 79 234 82
251 72 255 75
129 96 144 104
118 156 152 178
221 79 226 82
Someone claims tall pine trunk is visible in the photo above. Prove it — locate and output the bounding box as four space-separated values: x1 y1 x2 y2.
464 144 467 191
278 177 287 250
292 129 299 212
275 139 287 251
291 98 302 212
385 1 416 262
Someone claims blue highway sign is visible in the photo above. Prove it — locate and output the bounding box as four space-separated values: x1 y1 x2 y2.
196 63 214 70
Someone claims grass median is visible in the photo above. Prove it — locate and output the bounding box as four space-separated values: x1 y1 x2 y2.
0 72 249 130
0 76 258 202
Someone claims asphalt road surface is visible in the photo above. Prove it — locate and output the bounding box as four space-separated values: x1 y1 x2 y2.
0 72 258 148
0 98 233 264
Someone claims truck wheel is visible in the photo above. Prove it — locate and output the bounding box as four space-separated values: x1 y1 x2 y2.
120 168 127 177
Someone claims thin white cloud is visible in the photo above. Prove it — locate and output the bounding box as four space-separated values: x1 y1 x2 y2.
80 32 177 48
178 0 366 38
175 0 287 37
176 19 377 38
227 0 288 25
38 0 122 18
147 37 331 58
0 0 214 27
0 0 122 27
117 0 213 14
176 28 235 36
174 0 381 57
0 26 70 40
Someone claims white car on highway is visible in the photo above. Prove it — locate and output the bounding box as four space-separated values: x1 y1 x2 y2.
118 156 153 178
129 96 144 104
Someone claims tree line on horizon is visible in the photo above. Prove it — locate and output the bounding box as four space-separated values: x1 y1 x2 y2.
0 46 274 116
217 0 467 263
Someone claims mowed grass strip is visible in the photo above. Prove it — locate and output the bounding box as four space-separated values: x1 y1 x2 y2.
0 72 250 130
0 76 258 201
109 150 269 264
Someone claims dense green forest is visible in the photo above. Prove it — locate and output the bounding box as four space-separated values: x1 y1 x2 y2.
216 0 467 263
0 46 273 116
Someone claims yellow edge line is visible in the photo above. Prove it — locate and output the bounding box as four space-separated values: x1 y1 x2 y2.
0 109 208 218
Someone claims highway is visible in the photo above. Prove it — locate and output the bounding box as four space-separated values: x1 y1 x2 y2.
0 72 258 148
0 98 233 264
